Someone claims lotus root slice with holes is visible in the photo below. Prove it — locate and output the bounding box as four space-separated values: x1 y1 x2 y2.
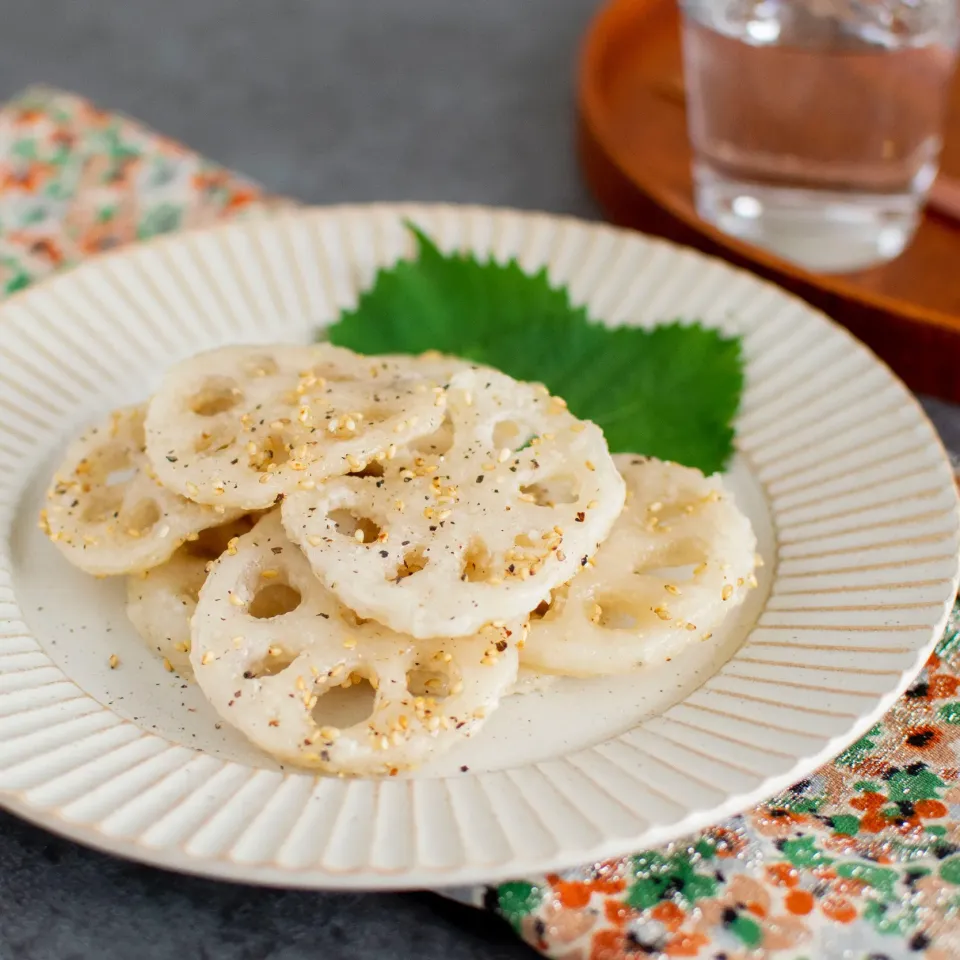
190 513 521 775
41 404 244 576
126 514 260 676
144 344 449 510
282 367 625 638
521 456 758 677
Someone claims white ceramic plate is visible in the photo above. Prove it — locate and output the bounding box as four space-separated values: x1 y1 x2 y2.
0 205 957 890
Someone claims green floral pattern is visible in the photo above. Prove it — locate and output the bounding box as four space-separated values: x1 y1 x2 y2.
487 599 960 959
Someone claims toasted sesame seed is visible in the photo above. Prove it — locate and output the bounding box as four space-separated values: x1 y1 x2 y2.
201 651 214 665
298 478 316 490
308 534 325 547
268 644 283 657
685 623 697 631
261 569 279 579
497 448 511 463
585 460 595 471
747 574 758 589
653 606 672 621
693 561 708 575
664 584 681 596
570 422 586 433
226 537 240 555
721 584 734 600
354 528 366 543
648 501 662 513
185 481 200 497
343 637 357 649
702 632 713 641
232 636 244 648
163 657 174 672
108 654 119 669
228 592 244 607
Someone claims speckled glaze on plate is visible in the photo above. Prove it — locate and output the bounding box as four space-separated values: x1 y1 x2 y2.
0 205 957 889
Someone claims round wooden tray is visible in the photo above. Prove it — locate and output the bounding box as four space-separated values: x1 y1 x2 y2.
577 0 960 402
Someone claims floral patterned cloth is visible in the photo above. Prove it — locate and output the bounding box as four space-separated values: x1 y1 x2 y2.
3 84 960 960
481 597 960 959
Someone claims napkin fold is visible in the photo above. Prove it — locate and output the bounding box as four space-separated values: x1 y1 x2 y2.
4 85 960 960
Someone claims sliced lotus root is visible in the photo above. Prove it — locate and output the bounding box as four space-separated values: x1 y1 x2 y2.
190 513 521 775
282 367 625 638
41 405 244 576
144 344 448 510
126 515 259 676
521 456 758 677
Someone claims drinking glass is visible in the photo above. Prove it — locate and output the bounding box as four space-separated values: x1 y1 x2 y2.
680 0 960 273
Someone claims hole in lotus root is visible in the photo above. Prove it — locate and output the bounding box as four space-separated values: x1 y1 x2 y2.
248 434 291 472
520 474 580 507
248 582 302 619
189 376 242 416
311 677 377 729
461 537 494 582
241 355 279 378
81 487 125 523
244 649 297 678
492 419 537 452
394 547 427 581
183 516 258 561
592 595 640 630
411 416 454 456
328 510 382 544
194 423 237 456
407 664 455 700
530 597 552 620
122 499 161 536
349 460 385 479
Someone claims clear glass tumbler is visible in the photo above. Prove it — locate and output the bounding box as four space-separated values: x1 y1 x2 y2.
680 0 960 273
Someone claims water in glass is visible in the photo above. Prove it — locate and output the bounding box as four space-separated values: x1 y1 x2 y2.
681 0 959 272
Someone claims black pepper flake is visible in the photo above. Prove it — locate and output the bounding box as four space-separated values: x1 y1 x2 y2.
460 765 469 772
575 512 585 522
581 556 588 566
271 546 283 555
165 455 178 463
495 640 507 652
379 550 389 557
475 475 484 484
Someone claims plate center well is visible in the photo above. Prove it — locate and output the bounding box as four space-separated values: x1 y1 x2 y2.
12 450 773 778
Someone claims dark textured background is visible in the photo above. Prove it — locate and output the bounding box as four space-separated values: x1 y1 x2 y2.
1 2 957 958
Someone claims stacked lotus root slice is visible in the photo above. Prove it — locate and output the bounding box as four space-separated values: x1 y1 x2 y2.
42 343 757 775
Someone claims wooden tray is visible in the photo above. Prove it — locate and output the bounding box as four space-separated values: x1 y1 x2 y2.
577 0 960 401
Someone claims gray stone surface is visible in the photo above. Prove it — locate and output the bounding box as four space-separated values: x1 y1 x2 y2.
0 1 956 958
